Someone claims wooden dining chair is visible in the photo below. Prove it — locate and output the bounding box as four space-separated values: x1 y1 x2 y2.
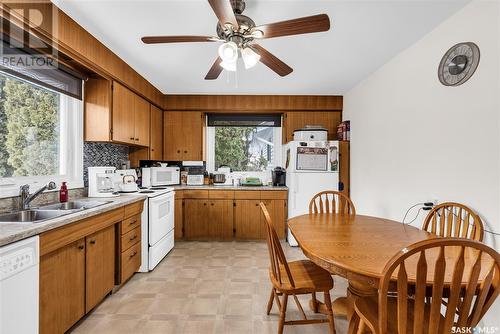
350 238 500 334
260 202 336 334
422 202 484 241
309 191 356 215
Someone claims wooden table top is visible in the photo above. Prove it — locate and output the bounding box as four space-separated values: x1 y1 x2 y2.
288 214 492 287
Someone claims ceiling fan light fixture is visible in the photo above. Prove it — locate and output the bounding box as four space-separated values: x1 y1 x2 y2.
220 59 237 72
218 41 239 62
241 47 261 69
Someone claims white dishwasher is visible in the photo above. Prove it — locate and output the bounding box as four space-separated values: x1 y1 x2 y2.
0 236 39 334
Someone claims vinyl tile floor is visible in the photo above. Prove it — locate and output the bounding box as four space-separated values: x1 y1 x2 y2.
70 241 349 334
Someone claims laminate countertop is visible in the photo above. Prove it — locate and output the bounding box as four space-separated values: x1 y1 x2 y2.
0 195 146 247
172 185 288 191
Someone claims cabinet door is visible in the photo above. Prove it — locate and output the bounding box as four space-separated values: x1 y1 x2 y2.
234 200 262 239
150 105 163 159
40 239 86 334
209 200 234 240
134 95 150 146
174 198 183 240
163 111 184 160
261 200 286 239
112 81 135 144
182 111 204 161
85 225 116 313
184 199 209 239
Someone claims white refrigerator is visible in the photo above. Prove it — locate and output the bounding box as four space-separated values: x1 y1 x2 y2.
284 140 340 246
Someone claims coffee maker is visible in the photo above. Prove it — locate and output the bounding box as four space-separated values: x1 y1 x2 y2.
88 166 119 197
272 167 286 186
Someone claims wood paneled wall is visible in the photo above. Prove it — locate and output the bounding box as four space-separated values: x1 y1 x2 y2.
163 95 343 112
0 2 164 107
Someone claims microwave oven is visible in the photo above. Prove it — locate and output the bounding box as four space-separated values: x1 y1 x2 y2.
143 167 180 187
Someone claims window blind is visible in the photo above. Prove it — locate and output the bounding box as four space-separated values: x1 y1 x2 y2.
207 114 281 127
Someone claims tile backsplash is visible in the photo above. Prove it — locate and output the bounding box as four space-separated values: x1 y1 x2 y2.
83 142 129 186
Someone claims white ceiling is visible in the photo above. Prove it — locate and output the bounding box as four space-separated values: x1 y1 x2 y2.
52 0 469 95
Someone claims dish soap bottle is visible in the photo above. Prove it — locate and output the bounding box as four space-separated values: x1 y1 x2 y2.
59 182 68 203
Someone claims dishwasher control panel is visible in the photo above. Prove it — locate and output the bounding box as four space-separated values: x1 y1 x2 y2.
0 237 39 281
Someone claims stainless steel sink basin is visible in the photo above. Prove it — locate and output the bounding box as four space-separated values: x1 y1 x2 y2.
39 200 109 211
0 210 69 223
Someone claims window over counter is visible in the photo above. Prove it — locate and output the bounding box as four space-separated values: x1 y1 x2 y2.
206 114 282 177
0 42 84 197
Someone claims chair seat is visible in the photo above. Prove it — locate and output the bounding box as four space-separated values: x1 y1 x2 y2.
354 296 438 334
271 260 333 293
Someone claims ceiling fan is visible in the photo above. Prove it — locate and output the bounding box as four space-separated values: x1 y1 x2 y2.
141 0 330 80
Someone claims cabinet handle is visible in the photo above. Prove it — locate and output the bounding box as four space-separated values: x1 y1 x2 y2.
211 203 214 206
130 220 137 225
78 245 84 250
151 148 155 152
184 150 188 154
255 203 259 207
130 251 137 258
177 150 181 153
203 202 207 206
135 138 139 141
89 239 96 245
130 235 137 241
130 137 135 140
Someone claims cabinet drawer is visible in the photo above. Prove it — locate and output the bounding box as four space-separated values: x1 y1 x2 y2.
261 191 288 200
121 226 141 251
234 191 261 200
120 242 141 283
121 215 141 235
124 201 143 218
209 190 234 199
183 190 209 199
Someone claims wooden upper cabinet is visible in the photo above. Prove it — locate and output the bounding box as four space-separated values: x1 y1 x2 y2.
164 111 204 161
112 81 136 144
134 94 150 146
40 239 86 334
150 105 163 160
85 78 154 147
283 111 342 143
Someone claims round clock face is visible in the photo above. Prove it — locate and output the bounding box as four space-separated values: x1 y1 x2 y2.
438 42 480 86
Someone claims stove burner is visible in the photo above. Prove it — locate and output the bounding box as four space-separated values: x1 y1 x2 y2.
140 190 155 194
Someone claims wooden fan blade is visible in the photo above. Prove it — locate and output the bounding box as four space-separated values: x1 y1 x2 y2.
141 36 218 44
250 44 293 77
205 57 223 80
208 0 239 30
251 14 330 39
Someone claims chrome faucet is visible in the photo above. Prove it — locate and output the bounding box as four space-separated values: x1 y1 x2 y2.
19 182 57 210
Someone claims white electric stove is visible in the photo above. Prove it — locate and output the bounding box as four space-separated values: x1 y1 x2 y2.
128 186 175 272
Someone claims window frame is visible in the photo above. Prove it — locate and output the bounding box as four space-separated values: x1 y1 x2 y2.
0 76 84 199
206 123 283 176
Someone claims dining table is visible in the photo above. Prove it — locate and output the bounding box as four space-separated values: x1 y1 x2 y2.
287 213 439 323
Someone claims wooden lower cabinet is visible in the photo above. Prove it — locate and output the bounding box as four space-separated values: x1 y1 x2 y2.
85 225 116 313
40 239 86 334
39 202 144 334
184 199 209 240
208 200 233 240
261 199 287 239
234 200 262 239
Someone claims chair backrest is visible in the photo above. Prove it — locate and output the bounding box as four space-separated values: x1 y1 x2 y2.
260 202 295 288
309 190 356 215
378 238 500 334
422 202 484 241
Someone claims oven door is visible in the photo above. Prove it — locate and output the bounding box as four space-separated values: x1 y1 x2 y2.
148 191 174 246
151 168 180 186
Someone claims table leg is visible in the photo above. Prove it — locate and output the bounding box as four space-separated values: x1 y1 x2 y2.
308 280 377 332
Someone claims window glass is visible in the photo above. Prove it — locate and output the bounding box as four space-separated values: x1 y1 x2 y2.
0 72 61 177
214 126 276 172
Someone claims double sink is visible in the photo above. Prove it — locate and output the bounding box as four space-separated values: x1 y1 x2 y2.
0 200 110 223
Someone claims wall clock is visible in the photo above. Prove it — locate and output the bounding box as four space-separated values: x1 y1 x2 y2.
438 42 480 86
